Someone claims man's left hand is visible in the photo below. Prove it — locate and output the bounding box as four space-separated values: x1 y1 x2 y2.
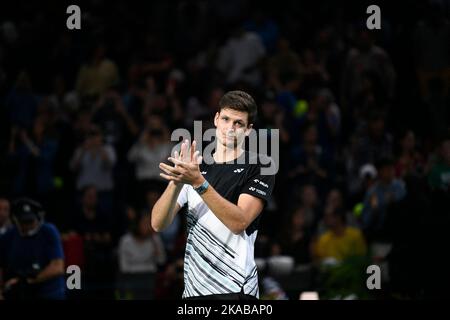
159 140 204 187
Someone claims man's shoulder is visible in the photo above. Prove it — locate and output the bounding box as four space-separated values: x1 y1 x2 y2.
40 223 61 237
245 151 275 168
119 233 135 246
0 226 16 242
345 226 363 238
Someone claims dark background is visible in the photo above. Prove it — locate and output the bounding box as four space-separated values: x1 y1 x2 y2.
0 0 449 299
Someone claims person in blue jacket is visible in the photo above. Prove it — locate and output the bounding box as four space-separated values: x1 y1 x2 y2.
0 198 66 299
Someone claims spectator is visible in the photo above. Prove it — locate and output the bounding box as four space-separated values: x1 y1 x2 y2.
117 213 166 299
8 116 59 200
288 184 323 233
352 111 394 170
244 9 279 53
0 198 65 299
127 115 174 196
313 207 367 264
70 125 116 214
91 89 139 149
413 1 450 99
317 188 359 235
48 75 80 119
5 71 38 130
75 43 120 99
300 48 330 93
271 205 312 265
216 25 266 87
362 157 407 241
298 88 341 154
341 29 396 110
71 185 114 299
267 37 302 91
184 87 224 130
395 130 425 178
289 125 332 191
141 188 180 255
428 135 450 192
0 198 11 235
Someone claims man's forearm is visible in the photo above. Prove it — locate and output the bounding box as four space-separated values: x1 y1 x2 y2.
34 260 64 284
199 183 247 235
151 181 183 231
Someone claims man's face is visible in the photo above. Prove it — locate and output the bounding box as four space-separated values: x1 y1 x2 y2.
0 199 10 225
301 185 317 207
214 108 252 149
83 187 98 209
17 218 40 237
379 165 395 182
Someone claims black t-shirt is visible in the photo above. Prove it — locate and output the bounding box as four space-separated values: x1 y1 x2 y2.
198 151 276 235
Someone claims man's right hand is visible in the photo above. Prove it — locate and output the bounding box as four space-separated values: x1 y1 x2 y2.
167 140 189 187
4 278 19 291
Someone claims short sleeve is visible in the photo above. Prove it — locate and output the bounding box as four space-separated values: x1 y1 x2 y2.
176 184 189 207
241 163 276 203
45 224 65 261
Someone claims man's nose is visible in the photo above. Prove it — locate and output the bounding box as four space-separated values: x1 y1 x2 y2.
226 126 236 132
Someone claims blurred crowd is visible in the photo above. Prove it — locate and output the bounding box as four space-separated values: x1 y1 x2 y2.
0 0 449 299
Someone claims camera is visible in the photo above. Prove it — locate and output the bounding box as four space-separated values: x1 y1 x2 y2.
3 268 40 300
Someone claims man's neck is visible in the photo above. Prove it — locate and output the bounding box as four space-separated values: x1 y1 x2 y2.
332 225 346 237
213 144 244 163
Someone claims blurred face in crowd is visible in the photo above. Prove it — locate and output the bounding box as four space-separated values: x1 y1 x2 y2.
323 208 341 230
92 132 103 147
76 111 92 133
314 93 328 112
214 108 251 149
378 164 395 183
401 131 416 152
301 185 318 208
277 38 290 53
303 125 318 145
261 101 277 121
291 207 306 229
151 95 168 112
144 116 167 145
0 198 10 226
369 118 385 138
33 117 46 140
86 128 103 148
17 218 40 237
138 214 152 237
83 186 98 210
326 189 343 210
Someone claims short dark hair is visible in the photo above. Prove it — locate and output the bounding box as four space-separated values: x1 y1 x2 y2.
218 90 257 125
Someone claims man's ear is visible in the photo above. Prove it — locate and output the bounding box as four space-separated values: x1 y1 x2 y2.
245 123 253 136
214 112 219 127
